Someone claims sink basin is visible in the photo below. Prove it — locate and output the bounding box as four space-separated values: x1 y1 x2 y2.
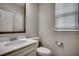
0 41 10 47
5 40 27 46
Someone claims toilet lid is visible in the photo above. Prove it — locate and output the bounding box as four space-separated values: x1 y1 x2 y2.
37 47 51 54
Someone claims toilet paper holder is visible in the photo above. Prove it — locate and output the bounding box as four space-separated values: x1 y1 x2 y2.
55 42 64 47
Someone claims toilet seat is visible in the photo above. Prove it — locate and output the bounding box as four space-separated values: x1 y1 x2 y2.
37 47 51 56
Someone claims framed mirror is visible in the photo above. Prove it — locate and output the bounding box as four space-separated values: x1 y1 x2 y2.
0 3 26 34
55 3 79 31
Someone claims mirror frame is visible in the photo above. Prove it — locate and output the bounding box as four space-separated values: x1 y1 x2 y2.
0 3 26 34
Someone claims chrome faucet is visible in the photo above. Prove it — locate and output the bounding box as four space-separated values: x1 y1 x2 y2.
10 37 17 41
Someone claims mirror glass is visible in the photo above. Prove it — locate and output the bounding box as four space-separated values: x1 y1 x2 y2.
0 3 25 33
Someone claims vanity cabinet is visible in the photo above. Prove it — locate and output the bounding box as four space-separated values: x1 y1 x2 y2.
4 43 38 56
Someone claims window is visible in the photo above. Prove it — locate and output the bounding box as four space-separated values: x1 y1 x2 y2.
55 3 79 31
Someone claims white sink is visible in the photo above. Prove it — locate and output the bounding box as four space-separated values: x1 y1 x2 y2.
5 40 27 46
0 41 10 47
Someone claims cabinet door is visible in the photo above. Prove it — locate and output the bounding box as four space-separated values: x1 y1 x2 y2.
26 50 37 56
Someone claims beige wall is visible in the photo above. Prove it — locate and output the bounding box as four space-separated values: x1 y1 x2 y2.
39 3 79 56
26 3 39 38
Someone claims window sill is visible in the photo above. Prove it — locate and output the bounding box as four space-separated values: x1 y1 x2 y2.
55 28 79 31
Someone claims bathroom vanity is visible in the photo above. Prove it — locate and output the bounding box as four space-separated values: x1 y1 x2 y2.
0 38 38 56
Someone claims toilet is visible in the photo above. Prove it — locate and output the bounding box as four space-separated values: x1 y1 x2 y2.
37 47 51 56
31 37 51 56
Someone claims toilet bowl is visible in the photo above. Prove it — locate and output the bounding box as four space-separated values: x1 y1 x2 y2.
30 37 51 56
37 47 51 56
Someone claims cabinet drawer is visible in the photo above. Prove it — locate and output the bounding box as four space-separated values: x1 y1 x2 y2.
6 43 37 56
17 48 36 56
